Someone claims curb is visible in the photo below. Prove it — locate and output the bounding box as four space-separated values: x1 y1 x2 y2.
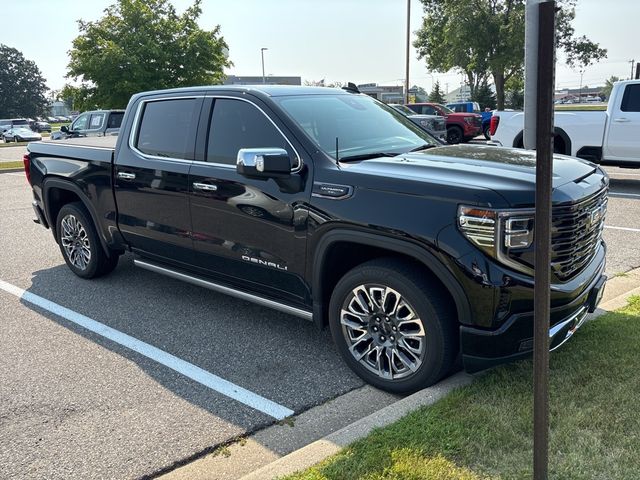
0 168 24 174
239 267 640 480
239 372 473 480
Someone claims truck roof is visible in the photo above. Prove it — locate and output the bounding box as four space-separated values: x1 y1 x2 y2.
130 84 348 100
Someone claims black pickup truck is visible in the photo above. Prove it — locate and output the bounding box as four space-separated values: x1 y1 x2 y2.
24 85 608 392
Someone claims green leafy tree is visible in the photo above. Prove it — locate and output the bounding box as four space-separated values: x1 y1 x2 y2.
471 81 496 110
414 0 607 109
602 76 620 100
67 0 231 109
0 45 49 118
57 83 99 112
504 76 524 110
428 81 446 104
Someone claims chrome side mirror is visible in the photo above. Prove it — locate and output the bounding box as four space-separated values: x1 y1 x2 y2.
237 148 292 178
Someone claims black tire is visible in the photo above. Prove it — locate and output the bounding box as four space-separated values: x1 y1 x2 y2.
56 202 119 279
446 126 463 144
329 258 457 393
483 125 491 140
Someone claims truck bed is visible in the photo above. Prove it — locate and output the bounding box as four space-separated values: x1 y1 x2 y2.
27 136 116 164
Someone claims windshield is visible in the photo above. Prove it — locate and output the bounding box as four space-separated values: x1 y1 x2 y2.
389 104 416 116
435 104 454 114
275 94 439 159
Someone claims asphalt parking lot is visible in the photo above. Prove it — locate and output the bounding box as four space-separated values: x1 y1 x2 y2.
1 148 640 479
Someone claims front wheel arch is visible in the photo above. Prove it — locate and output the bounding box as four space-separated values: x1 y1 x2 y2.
311 230 471 330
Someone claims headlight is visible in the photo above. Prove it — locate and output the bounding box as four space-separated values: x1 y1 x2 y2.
463 116 475 124
458 205 535 272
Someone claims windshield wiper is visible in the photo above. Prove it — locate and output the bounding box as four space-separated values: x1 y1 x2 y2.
408 144 437 152
339 152 399 162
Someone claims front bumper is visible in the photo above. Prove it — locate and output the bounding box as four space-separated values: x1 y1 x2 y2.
459 246 606 373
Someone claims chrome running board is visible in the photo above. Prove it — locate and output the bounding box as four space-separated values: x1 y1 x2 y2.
134 259 313 321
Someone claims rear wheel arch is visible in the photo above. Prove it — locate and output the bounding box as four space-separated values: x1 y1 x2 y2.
43 178 113 256
311 230 471 330
513 127 572 155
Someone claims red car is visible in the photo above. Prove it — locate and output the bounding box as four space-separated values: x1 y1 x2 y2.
405 103 482 144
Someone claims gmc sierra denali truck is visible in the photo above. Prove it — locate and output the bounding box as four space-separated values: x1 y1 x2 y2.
24 85 608 393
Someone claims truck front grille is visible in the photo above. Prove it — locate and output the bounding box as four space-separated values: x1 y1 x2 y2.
551 188 607 280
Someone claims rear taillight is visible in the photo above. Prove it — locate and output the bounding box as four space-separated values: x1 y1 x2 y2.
489 115 500 136
23 154 32 185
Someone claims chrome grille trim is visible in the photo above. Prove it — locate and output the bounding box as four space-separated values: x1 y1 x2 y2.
550 188 608 280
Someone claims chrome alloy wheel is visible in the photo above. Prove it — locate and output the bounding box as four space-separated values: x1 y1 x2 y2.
340 284 426 380
60 214 92 270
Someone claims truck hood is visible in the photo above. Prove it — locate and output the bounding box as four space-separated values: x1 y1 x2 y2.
341 144 607 208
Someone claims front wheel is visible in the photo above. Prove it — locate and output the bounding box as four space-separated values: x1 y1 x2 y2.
446 126 463 144
56 202 119 279
329 259 457 393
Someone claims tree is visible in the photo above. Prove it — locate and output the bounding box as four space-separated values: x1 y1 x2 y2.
0 45 49 118
429 81 446 104
414 0 607 109
602 76 620 100
67 0 231 109
57 83 99 112
504 76 524 110
471 81 496 110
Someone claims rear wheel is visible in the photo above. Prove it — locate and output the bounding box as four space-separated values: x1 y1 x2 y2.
446 126 463 144
483 124 491 140
56 202 119 279
329 259 457 393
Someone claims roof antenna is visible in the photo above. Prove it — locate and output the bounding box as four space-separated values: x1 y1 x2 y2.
335 137 340 165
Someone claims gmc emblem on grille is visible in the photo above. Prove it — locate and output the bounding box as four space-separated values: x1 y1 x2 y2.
588 205 603 227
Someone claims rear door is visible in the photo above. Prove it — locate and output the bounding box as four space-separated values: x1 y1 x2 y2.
604 83 640 161
114 95 203 264
188 95 311 305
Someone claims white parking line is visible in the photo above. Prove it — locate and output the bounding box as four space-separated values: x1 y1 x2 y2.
0 279 294 420
609 192 640 198
604 225 640 233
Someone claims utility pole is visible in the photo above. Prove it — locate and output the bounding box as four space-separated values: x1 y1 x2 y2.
404 0 411 104
261 48 268 84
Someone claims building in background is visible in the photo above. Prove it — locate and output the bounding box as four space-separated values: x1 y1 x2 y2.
357 84 404 103
554 86 604 103
49 101 71 117
224 75 301 86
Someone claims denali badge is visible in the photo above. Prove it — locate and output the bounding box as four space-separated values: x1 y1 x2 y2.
241 255 288 271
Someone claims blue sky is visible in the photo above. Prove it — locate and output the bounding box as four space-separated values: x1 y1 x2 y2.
2 0 638 93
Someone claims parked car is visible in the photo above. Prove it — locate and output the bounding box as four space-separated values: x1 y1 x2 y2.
447 101 493 140
489 79 640 166
25 85 607 393
405 102 482 144
388 104 447 141
3 126 42 143
50 110 125 140
29 120 52 133
0 118 30 135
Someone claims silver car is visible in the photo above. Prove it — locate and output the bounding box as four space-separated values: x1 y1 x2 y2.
2 127 42 143
389 104 447 142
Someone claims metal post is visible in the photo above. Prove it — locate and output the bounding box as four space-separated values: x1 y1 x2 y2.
578 69 584 103
261 48 268 84
533 2 556 479
630 59 635 80
636 62 640 80
404 0 411 104
523 0 542 149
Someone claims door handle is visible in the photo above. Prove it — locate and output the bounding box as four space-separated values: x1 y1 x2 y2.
117 171 136 180
613 118 630 123
193 182 218 192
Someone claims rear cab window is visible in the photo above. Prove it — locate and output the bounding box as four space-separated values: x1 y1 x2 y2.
134 98 199 159
621 84 640 112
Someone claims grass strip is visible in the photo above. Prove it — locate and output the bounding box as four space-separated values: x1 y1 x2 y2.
0 161 24 170
288 296 640 480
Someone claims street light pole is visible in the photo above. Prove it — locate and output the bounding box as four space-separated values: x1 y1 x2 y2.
578 69 584 103
404 0 410 104
261 48 268 84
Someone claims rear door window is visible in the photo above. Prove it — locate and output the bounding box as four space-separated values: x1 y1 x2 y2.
135 98 198 159
89 113 105 130
621 84 640 112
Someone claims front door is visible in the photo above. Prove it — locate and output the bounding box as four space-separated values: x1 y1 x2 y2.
188 96 311 305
